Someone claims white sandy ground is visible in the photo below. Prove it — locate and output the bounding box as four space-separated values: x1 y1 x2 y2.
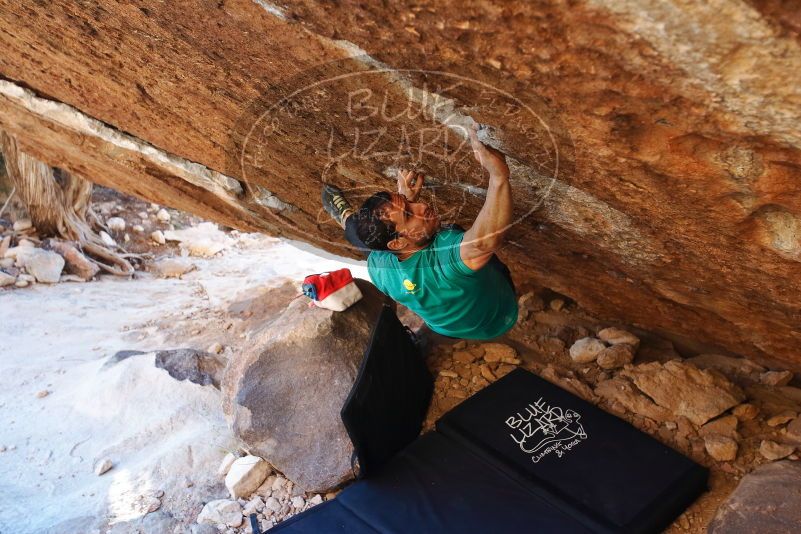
0 232 368 533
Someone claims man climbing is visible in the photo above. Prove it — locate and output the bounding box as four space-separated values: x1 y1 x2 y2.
322 125 517 340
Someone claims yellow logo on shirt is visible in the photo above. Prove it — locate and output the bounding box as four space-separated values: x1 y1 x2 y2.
403 279 417 293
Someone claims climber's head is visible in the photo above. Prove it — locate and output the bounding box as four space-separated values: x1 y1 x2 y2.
355 191 440 253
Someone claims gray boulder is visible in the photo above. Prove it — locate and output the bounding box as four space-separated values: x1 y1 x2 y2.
221 279 388 492
709 461 801 533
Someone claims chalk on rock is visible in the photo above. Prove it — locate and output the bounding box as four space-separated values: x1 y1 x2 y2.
225 455 271 499
94 458 113 475
569 337 606 363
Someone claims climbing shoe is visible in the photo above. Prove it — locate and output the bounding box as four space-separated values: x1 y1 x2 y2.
321 184 354 228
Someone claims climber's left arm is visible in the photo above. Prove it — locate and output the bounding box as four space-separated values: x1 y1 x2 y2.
460 125 512 271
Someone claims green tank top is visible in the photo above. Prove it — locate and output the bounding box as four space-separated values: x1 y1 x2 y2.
367 228 518 339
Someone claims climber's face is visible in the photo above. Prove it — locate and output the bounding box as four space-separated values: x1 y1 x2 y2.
380 193 440 249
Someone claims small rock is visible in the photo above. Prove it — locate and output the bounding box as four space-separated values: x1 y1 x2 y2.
153 257 196 278
207 342 224 355
218 452 239 477
0 258 13 269
597 327 640 348
13 219 32 231
157 209 171 223
439 370 458 378
271 476 287 491
453 350 478 364
0 271 15 287
242 496 264 516
686 354 765 381
481 343 517 363
99 231 117 247
517 292 544 320
549 298 564 311
60 274 86 283
49 241 99 280
94 458 113 475
132 224 145 233
479 364 496 382
760 370 793 387
264 496 281 513
36 389 49 398
19 249 64 283
767 411 796 427
569 337 606 364
699 415 739 439
290 496 305 509
733 403 759 421
596 344 635 369
704 435 738 462
106 217 126 232
0 235 10 256
14 278 28 288
225 455 271 499
151 230 166 245
309 494 323 505
759 440 795 461
452 340 467 350
786 417 801 443
197 499 243 528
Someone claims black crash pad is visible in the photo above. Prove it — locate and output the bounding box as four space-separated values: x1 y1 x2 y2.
272 432 592 534
340 304 433 477
437 368 709 533
273 368 707 534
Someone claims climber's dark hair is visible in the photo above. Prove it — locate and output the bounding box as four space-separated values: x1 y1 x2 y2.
354 191 398 250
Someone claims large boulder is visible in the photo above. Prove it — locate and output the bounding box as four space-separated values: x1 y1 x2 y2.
221 279 389 492
709 461 801 533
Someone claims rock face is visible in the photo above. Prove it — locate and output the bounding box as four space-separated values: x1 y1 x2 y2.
1 1 801 368
709 461 801 533
221 279 389 492
621 361 745 425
